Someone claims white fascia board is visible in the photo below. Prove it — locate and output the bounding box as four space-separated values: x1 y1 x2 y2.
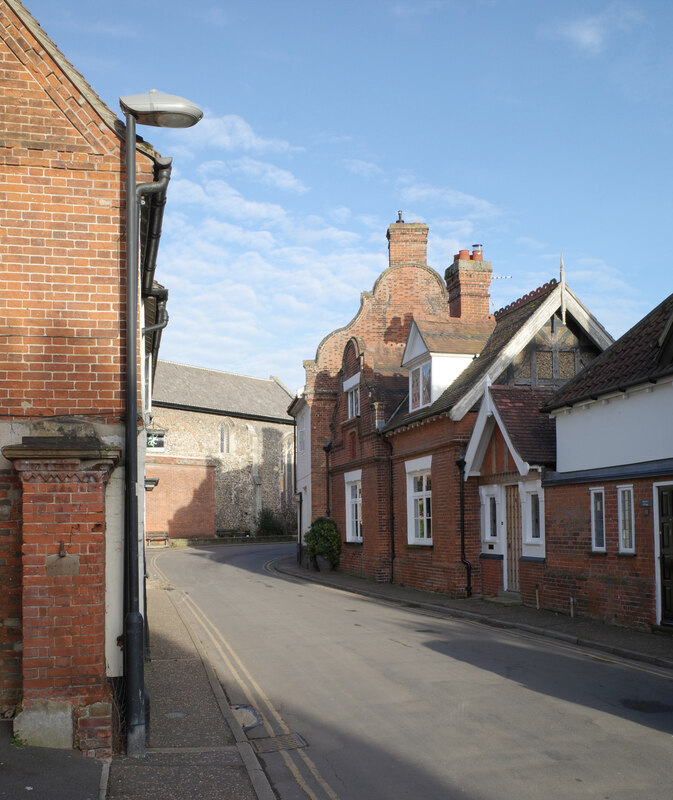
490 402 530 476
563 291 613 350
401 320 428 367
464 380 495 476
450 287 563 421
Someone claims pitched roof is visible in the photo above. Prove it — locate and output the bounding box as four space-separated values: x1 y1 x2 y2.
153 361 293 422
489 386 556 467
385 280 563 431
413 319 493 356
544 292 673 411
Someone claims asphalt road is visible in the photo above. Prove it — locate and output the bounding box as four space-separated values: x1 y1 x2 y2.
150 543 673 800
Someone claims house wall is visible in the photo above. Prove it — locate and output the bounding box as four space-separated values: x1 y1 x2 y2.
0 3 157 754
303 222 456 532
554 382 673 472
147 407 292 535
329 343 396 581
543 476 666 628
294 402 312 541
388 415 481 596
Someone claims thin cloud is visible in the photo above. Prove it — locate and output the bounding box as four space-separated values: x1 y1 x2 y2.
168 178 287 222
201 157 308 193
550 3 643 55
185 114 300 154
343 159 384 179
399 181 498 218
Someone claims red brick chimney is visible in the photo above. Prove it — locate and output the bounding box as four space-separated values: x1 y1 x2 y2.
445 245 493 320
387 217 428 268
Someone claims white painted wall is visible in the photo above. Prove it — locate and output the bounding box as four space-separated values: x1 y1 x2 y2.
295 402 312 539
431 353 475 403
554 381 673 472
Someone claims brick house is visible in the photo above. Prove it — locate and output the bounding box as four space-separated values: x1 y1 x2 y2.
145 361 294 540
384 270 611 597
538 293 673 629
293 218 614 606
0 0 172 754
289 219 491 578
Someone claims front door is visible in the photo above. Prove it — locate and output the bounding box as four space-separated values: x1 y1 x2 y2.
506 485 521 592
659 486 673 624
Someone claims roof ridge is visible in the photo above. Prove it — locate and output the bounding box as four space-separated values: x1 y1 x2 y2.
158 360 276 383
494 279 558 320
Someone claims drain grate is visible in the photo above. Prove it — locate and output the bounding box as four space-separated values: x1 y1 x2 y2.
251 733 307 754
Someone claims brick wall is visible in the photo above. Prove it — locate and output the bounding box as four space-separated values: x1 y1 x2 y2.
388 415 482 596
12 455 117 757
543 476 666 628
145 459 215 539
0 3 159 753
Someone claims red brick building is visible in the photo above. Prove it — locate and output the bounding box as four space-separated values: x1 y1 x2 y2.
539 293 673 629
293 219 619 618
0 0 171 754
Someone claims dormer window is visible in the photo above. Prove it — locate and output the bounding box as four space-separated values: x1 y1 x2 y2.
410 361 431 411
343 372 361 418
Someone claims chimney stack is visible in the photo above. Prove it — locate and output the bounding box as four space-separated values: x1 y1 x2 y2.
445 246 492 320
387 219 429 269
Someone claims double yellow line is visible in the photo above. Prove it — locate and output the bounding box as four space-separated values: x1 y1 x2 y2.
151 556 340 800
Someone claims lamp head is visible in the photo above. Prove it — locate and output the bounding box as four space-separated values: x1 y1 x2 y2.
120 89 203 128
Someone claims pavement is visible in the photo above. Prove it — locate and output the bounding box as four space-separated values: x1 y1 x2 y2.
1 545 671 800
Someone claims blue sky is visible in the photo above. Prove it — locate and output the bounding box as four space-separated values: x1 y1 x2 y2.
25 0 673 392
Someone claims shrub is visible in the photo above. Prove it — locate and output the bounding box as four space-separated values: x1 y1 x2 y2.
305 517 341 570
255 507 286 537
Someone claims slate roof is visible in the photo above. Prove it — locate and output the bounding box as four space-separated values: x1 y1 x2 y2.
489 386 556 467
544 292 673 411
153 361 293 421
414 319 493 356
385 280 560 431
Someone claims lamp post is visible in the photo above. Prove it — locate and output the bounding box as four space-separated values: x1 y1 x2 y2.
120 90 202 757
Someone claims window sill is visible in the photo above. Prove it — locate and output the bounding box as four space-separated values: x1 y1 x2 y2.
345 540 363 546
590 550 607 555
617 551 637 557
406 542 433 549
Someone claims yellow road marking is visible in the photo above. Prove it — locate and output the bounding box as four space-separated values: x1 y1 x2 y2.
151 555 340 800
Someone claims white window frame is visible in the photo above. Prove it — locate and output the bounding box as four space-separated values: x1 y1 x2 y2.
409 360 432 412
344 372 361 419
590 487 606 552
344 469 362 543
405 456 432 545
519 482 545 546
617 484 635 553
347 387 360 418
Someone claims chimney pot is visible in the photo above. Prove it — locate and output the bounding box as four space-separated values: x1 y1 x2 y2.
458 249 470 260
471 244 483 261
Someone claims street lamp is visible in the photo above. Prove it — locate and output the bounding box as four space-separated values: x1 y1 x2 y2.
120 90 202 758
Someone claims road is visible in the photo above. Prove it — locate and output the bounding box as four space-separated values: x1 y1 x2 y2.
150 543 673 800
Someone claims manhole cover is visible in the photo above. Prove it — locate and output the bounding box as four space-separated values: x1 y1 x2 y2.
621 698 673 714
251 733 307 754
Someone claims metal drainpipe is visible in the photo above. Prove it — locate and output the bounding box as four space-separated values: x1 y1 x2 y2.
123 119 172 758
323 441 332 517
293 420 302 564
379 431 396 583
456 457 472 597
